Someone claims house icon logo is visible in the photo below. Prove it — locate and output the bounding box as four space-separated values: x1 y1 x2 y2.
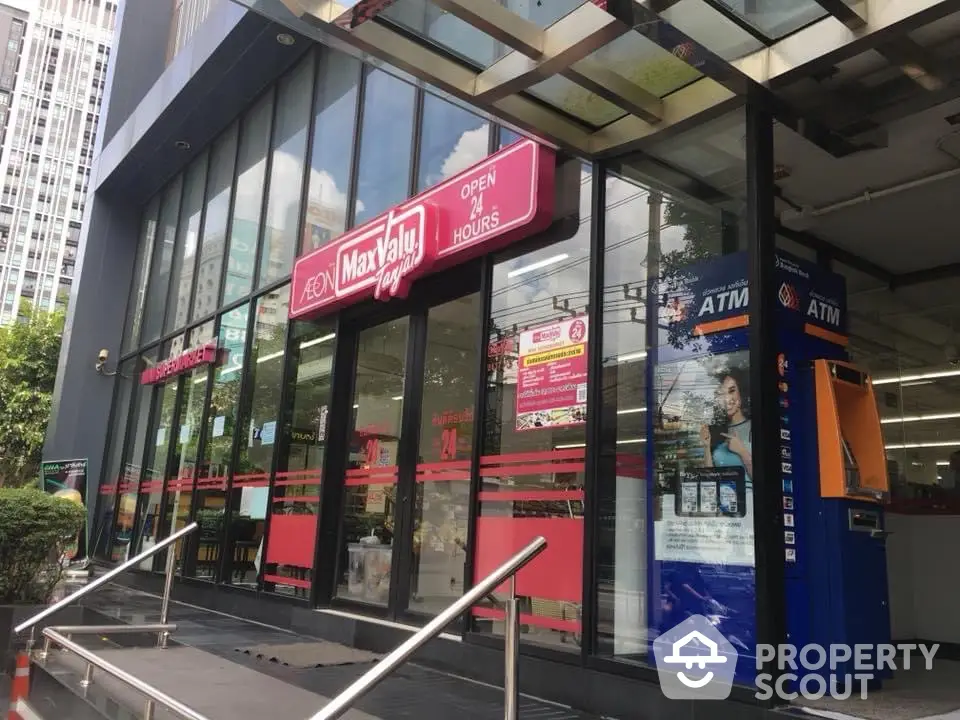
653 615 738 700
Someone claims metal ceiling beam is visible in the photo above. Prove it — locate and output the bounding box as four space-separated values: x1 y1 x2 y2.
564 60 663 125
734 0 960 88
891 262 960 289
775 223 895 284
611 0 754 96
590 78 736 155
430 0 663 123
878 36 953 91
429 0 544 58
338 18 597 152
811 0 868 30
473 4 628 102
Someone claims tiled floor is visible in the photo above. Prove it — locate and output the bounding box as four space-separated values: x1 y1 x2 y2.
75 584 598 720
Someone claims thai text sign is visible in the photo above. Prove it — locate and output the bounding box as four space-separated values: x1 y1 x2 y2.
290 139 555 319
140 341 218 385
516 316 588 431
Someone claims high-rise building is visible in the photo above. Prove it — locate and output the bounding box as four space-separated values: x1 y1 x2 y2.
0 0 115 322
0 3 28 142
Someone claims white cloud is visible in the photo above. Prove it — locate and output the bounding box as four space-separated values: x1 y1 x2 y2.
438 126 490 182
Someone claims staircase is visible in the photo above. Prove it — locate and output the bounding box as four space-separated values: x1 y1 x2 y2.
8 529 600 719
20 585 596 720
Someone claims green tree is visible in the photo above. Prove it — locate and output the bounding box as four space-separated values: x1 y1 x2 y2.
0 301 65 487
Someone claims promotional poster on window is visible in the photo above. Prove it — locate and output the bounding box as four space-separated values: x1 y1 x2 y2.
653 350 754 567
515 316 588 431
41 457 89 562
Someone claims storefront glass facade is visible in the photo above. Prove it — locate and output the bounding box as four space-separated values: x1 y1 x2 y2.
94 41 767 682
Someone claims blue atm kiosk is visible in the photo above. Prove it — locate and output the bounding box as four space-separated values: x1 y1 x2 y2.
648 251 890 684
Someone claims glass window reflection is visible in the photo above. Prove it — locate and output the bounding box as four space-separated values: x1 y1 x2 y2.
141 177 183 343
410 295 481 615
302 51 359 255
223 92 272 305
224 285 291 588
474 167 592 651
93 358 136 560
594 111 751 672
111 348 158 562
192 124 238 321
183 305 249 580
354 69 415 224
122 199 159 352
166 154 208 333
336 317 410 606
417 95 489 192
263 320 336 597
259 58 313 288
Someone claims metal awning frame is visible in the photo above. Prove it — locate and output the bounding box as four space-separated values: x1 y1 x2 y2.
273 0 959 158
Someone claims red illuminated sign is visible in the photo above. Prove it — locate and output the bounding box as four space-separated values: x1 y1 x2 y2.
140 341 218 385
290 139 555 320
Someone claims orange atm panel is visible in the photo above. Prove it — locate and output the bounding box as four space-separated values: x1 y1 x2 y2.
814 359 888 501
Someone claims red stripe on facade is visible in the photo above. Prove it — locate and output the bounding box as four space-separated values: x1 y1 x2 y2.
477 490 584 502
471 606 580 633
480 449 585 465
262 574 311 590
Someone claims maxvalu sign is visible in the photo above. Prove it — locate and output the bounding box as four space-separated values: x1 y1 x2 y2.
289 139 556 320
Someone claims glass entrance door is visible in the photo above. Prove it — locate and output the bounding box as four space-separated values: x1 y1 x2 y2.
336 317 410 607
333 292 482 619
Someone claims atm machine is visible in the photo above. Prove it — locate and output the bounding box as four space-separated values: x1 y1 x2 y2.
776 256 891 685
647 251 890 685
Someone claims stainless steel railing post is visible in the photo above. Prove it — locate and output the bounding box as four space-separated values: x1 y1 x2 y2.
503 575 519 720
158 543 177 648
144 697 155 720
80 662 94 688
15 522 198 636
309 536 546 720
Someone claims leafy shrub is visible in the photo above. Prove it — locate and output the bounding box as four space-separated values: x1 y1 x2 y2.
0 488 85 604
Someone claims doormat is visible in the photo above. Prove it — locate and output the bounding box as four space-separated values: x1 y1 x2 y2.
235 642 380 668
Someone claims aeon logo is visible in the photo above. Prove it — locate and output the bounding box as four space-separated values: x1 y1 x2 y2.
300 264 335 306
336 203 438 303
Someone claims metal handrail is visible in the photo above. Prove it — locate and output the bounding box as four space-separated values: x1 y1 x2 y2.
309 535 548 720
15 522 199 636
42 629 211 720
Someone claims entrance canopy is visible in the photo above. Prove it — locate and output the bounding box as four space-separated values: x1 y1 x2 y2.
223 0 959 157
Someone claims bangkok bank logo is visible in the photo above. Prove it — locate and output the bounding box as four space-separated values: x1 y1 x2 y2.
337 203 439 302
778 283 800 311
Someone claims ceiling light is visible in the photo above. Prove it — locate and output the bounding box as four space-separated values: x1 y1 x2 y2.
881 411 960 425
886 441 960 449
277 33 295 46
617 351 648 363
300 333 335 350
353 404 359 409
617 407 647 415
257 350 284 364
173 140 190 151
901 380 935 388
937 461 951 467
391 395 403 401
506 253 569 278
873 369 960 386
616 438 647 445
555 443 586 450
